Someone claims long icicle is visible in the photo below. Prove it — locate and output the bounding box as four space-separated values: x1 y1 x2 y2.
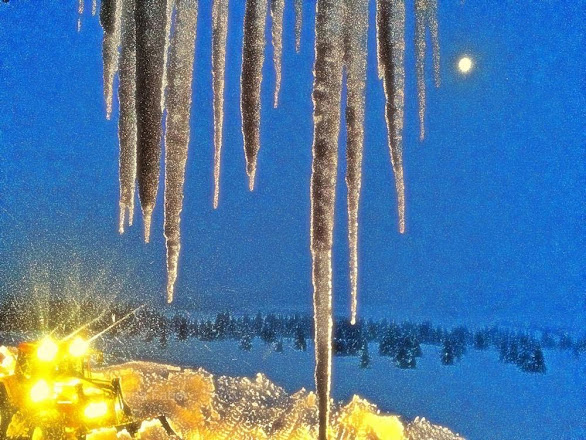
343 0 369 326
164 0 198 303
135 0 169 242
271 0 284 108
310 0 344 438
161 0 176 112
212 0 229 209
377 0 406 234
294 0 302 53
428 0 440 87
100 0 122 120
92 0 97 16
414 0 426 140
77 0 84 32
117 0 137 234
241 0 268 191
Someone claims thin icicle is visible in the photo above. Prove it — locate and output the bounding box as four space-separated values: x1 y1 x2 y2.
310 0 344 438
164 0 198 303
343 0 369 326
161 0 176 112
271 0 284 107
415 0 426 140
77 0 84 32
428 0 440 87
117 0 137 234
241 0 268 191
212 0 229 209
415 0 441 140
92 0 98 16
294 0 302 53
135 0 169 242
100 0 122 120
377 0 406 234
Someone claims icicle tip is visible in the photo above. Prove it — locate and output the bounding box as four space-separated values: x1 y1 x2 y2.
247 168 256 192
143 206 153 243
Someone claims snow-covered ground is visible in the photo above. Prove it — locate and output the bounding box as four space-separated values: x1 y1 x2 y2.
103 337 586 440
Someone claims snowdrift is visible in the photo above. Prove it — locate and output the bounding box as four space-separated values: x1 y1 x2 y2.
95 361 464 440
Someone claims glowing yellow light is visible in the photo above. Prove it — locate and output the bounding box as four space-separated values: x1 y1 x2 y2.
69 337 89 357
37 338 58 362
84 401 108 419
458 56 473 74
30 379 51 403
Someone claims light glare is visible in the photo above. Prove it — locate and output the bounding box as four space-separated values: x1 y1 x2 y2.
458 56 473 74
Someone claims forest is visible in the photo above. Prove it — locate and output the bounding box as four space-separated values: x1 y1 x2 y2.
1 295 582 376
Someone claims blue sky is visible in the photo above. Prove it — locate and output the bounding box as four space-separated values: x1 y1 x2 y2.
0 0 584 330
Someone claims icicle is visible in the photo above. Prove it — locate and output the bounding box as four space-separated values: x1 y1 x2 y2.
294 0 302 53
117 0 137 234
100 0 122 120
161 0 176 112
135 0 169 242
343 0 369 326
77 0 84 32
271 0 284 108
212 0 229 209
241 0 268 191
428 0 440 87
310 0 344 438
415 0 441 140
415 0 426 140
92 0 97 16
377 0 406 234
164 0 198 303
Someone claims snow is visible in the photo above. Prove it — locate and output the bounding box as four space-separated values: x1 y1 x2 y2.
102 337 586 439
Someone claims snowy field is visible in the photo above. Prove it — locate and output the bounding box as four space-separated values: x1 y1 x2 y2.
101 337 586 440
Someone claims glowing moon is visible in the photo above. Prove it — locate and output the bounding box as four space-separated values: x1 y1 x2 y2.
458 56 473 74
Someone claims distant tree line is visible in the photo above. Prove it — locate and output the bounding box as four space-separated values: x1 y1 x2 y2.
1 295 584 374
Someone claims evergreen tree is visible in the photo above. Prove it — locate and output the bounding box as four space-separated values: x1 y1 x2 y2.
294 326 307 351
360 343 371 369
520 346 546 373
441 338 455 365
395 345 416 369
239 334 253 351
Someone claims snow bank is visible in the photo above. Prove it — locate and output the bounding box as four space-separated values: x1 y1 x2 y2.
98 361 464 439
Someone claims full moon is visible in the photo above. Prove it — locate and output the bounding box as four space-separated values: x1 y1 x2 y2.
458 56 473 74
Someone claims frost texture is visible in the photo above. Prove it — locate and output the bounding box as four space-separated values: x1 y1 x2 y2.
271 0 285 108
93 361 463 439
211 0 229 209
310 0 344 438
117 0 137 234
415 0 440 140
241 0 268 191
376 0 406 234
100 0 122 121
343 0 369 325
164 0 198 304
135 0 169 242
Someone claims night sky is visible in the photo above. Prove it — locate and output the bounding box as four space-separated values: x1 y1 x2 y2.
0 0 584 330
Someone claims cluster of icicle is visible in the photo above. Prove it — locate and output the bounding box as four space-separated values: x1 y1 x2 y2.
84 0 440 438
89 0 300 304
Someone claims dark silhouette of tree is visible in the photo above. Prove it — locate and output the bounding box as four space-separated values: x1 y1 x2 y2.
239 333 253 351
360 342 371 369
294 326 307 351
441 338 456 365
